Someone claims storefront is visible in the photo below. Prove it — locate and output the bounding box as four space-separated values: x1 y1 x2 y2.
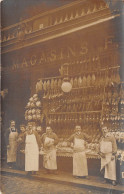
1 0 124 182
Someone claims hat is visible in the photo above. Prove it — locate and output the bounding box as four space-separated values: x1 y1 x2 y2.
10 120 15 123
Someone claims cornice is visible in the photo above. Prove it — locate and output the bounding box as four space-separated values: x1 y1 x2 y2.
1 8 115 54
1 0 88 31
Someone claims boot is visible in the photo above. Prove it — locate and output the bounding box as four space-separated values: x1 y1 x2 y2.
112 180 116 186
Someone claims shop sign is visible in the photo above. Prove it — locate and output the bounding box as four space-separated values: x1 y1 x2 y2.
11 42 88 70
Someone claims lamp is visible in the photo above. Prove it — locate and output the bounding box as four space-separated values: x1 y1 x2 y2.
59 63 72 93
61 78 72 93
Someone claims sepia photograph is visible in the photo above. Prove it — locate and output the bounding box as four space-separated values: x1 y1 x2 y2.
1 0 124 193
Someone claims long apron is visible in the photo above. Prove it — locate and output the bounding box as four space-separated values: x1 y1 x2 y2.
100 140 116 181
73 138 88 177
25 134 39 171
7 131 18 163
43 137 57 170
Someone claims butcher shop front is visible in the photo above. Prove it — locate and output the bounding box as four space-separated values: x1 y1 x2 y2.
1 0 124 184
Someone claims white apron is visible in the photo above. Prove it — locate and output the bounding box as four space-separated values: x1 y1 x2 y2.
43 137 57 170
7 131 18 163
25 134 39 171
73 138 88 177
100 140 116 181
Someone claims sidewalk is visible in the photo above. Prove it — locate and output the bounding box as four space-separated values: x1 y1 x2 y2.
1 166 124 194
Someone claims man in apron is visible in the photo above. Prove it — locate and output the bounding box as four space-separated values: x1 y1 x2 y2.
98 126 117 186
24 122 41 176
5 120 18 169
41 126 59 174
68 125 91 178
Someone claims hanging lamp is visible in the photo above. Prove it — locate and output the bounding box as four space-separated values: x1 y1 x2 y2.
59 63 72 93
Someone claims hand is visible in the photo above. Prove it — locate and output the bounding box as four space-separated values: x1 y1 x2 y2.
17 138 22 142
20 150 25 153
111 156 115 160
99 152 105 158
47 142 54 147
44 144 51 149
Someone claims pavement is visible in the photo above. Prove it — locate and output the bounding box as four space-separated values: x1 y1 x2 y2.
0 174 109 194
1 166 124 194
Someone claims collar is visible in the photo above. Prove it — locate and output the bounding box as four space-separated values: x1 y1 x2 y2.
10 128 16 132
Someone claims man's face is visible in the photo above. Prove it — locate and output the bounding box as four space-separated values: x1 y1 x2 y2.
46 127 52 135
37 127 42 132
10 121 15 128
102 127 109 136
32 126 36 131
28 124 32 130
75 126 81 135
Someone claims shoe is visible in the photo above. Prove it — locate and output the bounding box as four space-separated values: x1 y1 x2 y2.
103 179 110 184
74 176 79 179
32 171 37 175
83 176 89 179
112 181 116 186
26 171 32 177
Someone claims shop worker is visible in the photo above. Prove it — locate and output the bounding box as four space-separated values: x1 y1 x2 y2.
24 122 41 176
41 126 59 174
98 126 117 186
17 124 26 170
5 120 18 169
67 125 91 178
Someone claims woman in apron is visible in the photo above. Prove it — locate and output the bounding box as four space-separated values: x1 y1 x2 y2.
68 125 91 178
98 126 117 186
5 120 18 169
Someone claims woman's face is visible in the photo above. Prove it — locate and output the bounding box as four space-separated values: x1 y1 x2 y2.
20 126 25 133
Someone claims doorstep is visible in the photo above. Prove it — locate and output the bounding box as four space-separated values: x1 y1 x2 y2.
1 167 124 193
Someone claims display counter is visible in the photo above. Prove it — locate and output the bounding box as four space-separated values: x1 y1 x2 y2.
56 150 100 159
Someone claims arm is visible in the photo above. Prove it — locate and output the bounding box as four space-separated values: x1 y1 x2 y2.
67 134 74 143
16 132 19 140
18 132 26 144
41 133 45 144
53 133 59 145
5 129 10 146
111 136 117 155
67 134 75 146
17 134 23 144
97 139 105 158
83 133 92 143
34 131 41 149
